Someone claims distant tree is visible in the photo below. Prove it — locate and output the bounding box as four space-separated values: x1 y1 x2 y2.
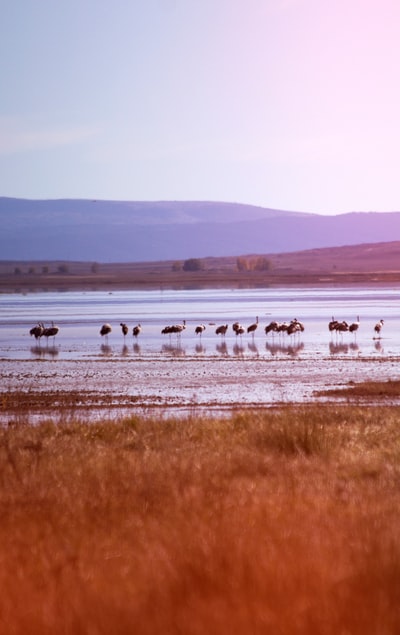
14 267 21 275
254 257 272 272
42 265 49 274
58 264 69 274
172 261 182 272
28 266 35 275
183 258 203 272
91 262 99 274
236 257 249 272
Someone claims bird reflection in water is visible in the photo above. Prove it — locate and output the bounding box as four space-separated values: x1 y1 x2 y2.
216 341 228 356
162 343 186 357
100 343 112 356
329 341 349 355
121 344 129 357
233 343 245 357
374 340 383 353
132 343 141 355
247 342 259 356
30 345 59 359
195 343 206 355
266 342 304 357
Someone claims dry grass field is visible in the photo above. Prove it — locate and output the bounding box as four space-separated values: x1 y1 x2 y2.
1 404 400 634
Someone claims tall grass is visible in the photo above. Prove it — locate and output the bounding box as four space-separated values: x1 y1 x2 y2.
0 406 400 634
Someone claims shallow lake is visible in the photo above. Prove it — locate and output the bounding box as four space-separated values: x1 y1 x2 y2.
1 285 399 361
2 285 400 420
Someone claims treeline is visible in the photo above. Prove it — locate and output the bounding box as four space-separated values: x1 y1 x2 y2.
171 257 272 272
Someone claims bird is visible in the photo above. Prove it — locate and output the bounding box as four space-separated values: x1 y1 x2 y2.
235 324 245 337
42 322 59 344
195 324 206 336
120 322 129 337
328 317 338 333
265 321 279 336
100 323 112 341
374 319 384 337
164 320 186 337
336 320 349 335
172 319 186 336
247 316 259 336
215 324 228 336
30 323 44 341
349 316 360 336
287 318 304 336
132 324 142 338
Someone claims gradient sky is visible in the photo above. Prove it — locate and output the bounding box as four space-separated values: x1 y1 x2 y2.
1 0 400 214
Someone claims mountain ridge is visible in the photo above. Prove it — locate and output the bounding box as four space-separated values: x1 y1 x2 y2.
1 197 400 262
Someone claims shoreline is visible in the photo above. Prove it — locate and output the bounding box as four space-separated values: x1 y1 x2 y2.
2 270 400 292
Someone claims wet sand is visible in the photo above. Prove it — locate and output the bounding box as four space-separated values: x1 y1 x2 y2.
2 352 399 423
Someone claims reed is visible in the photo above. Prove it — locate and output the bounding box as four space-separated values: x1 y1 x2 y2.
0 405 399 634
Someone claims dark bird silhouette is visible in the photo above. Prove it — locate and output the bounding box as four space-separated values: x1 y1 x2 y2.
120 322 128 337
100 323 112 341
163 320 186 337
30 322 44 341
336 320 349 335
287 318 304 336
215 324 228 336
349 316 360 336
265 320 279 335
195 324 206 336
374 319 384 337
328 317 338 333
43 322 59 344
247 316 259 336
132 323 142 338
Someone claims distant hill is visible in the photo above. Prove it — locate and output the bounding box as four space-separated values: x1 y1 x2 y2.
1 197 400 262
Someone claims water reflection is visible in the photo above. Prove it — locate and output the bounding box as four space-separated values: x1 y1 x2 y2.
329 341 360 355
132 343 141 355
216 342 228 356
121 344 129 357
247 342 259 356
265 342 304 357
100 344 112 356
162 343 186 357
30 345 59 358
195 343 206 355
233 343 245 357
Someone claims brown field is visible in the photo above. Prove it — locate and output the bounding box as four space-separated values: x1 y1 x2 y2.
1 404 400 634
2 240 400 290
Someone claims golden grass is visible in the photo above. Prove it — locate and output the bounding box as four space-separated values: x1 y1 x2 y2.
1 406 400 634
315 378 400 399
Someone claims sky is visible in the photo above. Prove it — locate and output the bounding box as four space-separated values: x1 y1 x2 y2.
1 0 400 214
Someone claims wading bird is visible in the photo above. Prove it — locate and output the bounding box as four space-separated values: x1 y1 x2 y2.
100 323 112 341
374 319 384 337
132 324 142 338
30 323 44 341
120 322 128 337
215 324 228 336
195 324 206 336
43 322 59 344
247 316 259 336
349 316 360 336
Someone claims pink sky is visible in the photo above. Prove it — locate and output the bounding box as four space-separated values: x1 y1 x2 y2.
1 0 400 214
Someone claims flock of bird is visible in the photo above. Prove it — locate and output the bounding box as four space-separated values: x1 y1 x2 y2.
29 315 386 345
29 322 60 343
328 316 385 338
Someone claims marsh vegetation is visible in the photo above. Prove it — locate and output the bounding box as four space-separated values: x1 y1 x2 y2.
1 404 400 633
